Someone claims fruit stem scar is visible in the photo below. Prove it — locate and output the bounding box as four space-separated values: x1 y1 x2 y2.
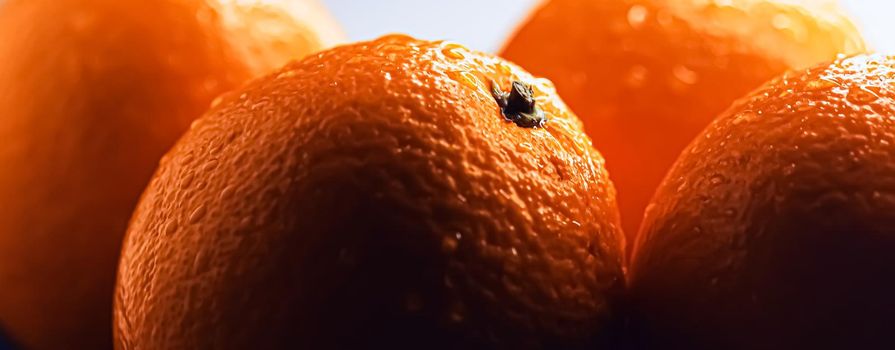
490 80 546 128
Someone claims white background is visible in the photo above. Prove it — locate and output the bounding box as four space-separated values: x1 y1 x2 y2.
321 0 895 54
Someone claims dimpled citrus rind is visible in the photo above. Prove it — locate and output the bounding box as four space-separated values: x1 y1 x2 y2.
630 54 895 349
116 35 625 349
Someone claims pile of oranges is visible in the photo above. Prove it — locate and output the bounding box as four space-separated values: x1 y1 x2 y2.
0 0 892 349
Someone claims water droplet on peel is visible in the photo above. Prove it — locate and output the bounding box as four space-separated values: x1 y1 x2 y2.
201 159 219 173
164 220 179 235
276 70 297 79
731 111 757 125
805 78 837 91
794 100 816 112
219 186 235 200
189 205 207 224
441 43 466 59
847 86 879 105
447 71 483 92
627 5 648 28
180 172 196 189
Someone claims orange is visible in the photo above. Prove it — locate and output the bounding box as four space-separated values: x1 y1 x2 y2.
501 0 866 239
628 54 895 349
114 35 626 349
0 0 341 348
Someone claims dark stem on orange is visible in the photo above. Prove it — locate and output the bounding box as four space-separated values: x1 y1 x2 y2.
490 80 546 128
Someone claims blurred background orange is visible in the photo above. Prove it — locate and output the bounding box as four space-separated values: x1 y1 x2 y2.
321 0 893 53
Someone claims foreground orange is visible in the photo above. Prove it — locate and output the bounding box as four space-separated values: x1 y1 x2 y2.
501 0 866 238
114 35 626 349
629 55 895 349
0 0 341 348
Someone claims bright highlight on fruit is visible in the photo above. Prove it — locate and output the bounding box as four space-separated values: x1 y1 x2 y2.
501 0 866 240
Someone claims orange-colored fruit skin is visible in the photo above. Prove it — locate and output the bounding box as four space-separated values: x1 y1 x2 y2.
0 0 341 349
628 54 895 349
114 35 626 349
501 0 866 240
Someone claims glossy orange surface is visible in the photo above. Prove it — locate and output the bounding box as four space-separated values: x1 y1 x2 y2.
115 35 625 349
630 54 895 349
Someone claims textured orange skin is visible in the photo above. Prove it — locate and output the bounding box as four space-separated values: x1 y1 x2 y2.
115 36 626 349
629 55 895 349
501 0 866 239
0 0 341 349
